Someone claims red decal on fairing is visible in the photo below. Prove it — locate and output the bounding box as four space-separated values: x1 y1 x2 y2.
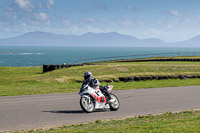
101 96 106 103
91 93 106 103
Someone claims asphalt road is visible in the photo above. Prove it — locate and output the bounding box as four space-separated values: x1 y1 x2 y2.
1 86 200 132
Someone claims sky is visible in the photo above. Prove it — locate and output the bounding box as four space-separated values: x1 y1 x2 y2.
0 0 200 42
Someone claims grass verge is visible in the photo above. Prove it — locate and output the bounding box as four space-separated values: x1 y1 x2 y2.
14 110 200 133
1 61 200 96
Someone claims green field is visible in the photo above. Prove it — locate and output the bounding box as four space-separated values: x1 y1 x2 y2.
15 110 200 133
1 60 200 96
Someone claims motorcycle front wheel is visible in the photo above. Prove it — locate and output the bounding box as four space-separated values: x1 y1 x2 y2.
80 96 94 113
109 94 120 111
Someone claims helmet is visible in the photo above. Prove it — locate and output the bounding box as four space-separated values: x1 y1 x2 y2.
84 71 93 80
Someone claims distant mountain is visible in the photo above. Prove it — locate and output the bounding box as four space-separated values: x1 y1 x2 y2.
78 32 142 46
0 31 77 46
168 35 200 47
0 31 199 47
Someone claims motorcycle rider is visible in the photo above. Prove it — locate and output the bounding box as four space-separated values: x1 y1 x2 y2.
82 71 100 88
81 71 112 103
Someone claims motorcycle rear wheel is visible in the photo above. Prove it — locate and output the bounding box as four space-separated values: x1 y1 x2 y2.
80 96 94 113
109 94 120 111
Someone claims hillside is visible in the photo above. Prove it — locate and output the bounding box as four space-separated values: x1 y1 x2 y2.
1 31 200 47
0 31 165 47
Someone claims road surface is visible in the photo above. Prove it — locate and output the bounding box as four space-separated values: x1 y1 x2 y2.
0 86 200 132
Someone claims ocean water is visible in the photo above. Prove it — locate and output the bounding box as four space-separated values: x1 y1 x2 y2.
0 46 200 67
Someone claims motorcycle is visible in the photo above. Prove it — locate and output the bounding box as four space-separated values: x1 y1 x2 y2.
78 84 120 113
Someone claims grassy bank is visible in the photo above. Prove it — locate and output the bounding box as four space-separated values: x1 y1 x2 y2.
15 110 200 133
1 61 200 96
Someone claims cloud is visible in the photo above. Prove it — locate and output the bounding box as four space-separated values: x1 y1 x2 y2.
87 26 101 32
82 18 97 24
62 19 71 26
138 22 144 28
167 24 173 28
156 21 162 25
93 2 107 10
127 5 141 12
5 11 17 20
169 10 180 17
71 26 80 34
34 12 48 21
46 0 54 9
14 0 34 11
21 22 27 27
121 19 132 27
150 28 160 34
185 18 190 23
38 0 54 10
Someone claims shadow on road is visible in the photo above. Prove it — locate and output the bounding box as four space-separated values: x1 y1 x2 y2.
43 109 110 114
43 110 84 114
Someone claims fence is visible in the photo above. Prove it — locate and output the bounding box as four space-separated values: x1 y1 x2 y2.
72 52 200 64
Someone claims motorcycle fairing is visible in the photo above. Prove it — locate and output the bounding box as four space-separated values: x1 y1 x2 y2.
80 87 110 109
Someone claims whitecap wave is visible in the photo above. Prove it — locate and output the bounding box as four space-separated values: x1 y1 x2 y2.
36 53 45 55
19 53 33 55
0 53 45 55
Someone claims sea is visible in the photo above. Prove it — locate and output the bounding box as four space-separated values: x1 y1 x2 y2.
0 46 200 67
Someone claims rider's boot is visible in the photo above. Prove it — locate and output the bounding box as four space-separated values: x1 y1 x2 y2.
105 92 115 104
